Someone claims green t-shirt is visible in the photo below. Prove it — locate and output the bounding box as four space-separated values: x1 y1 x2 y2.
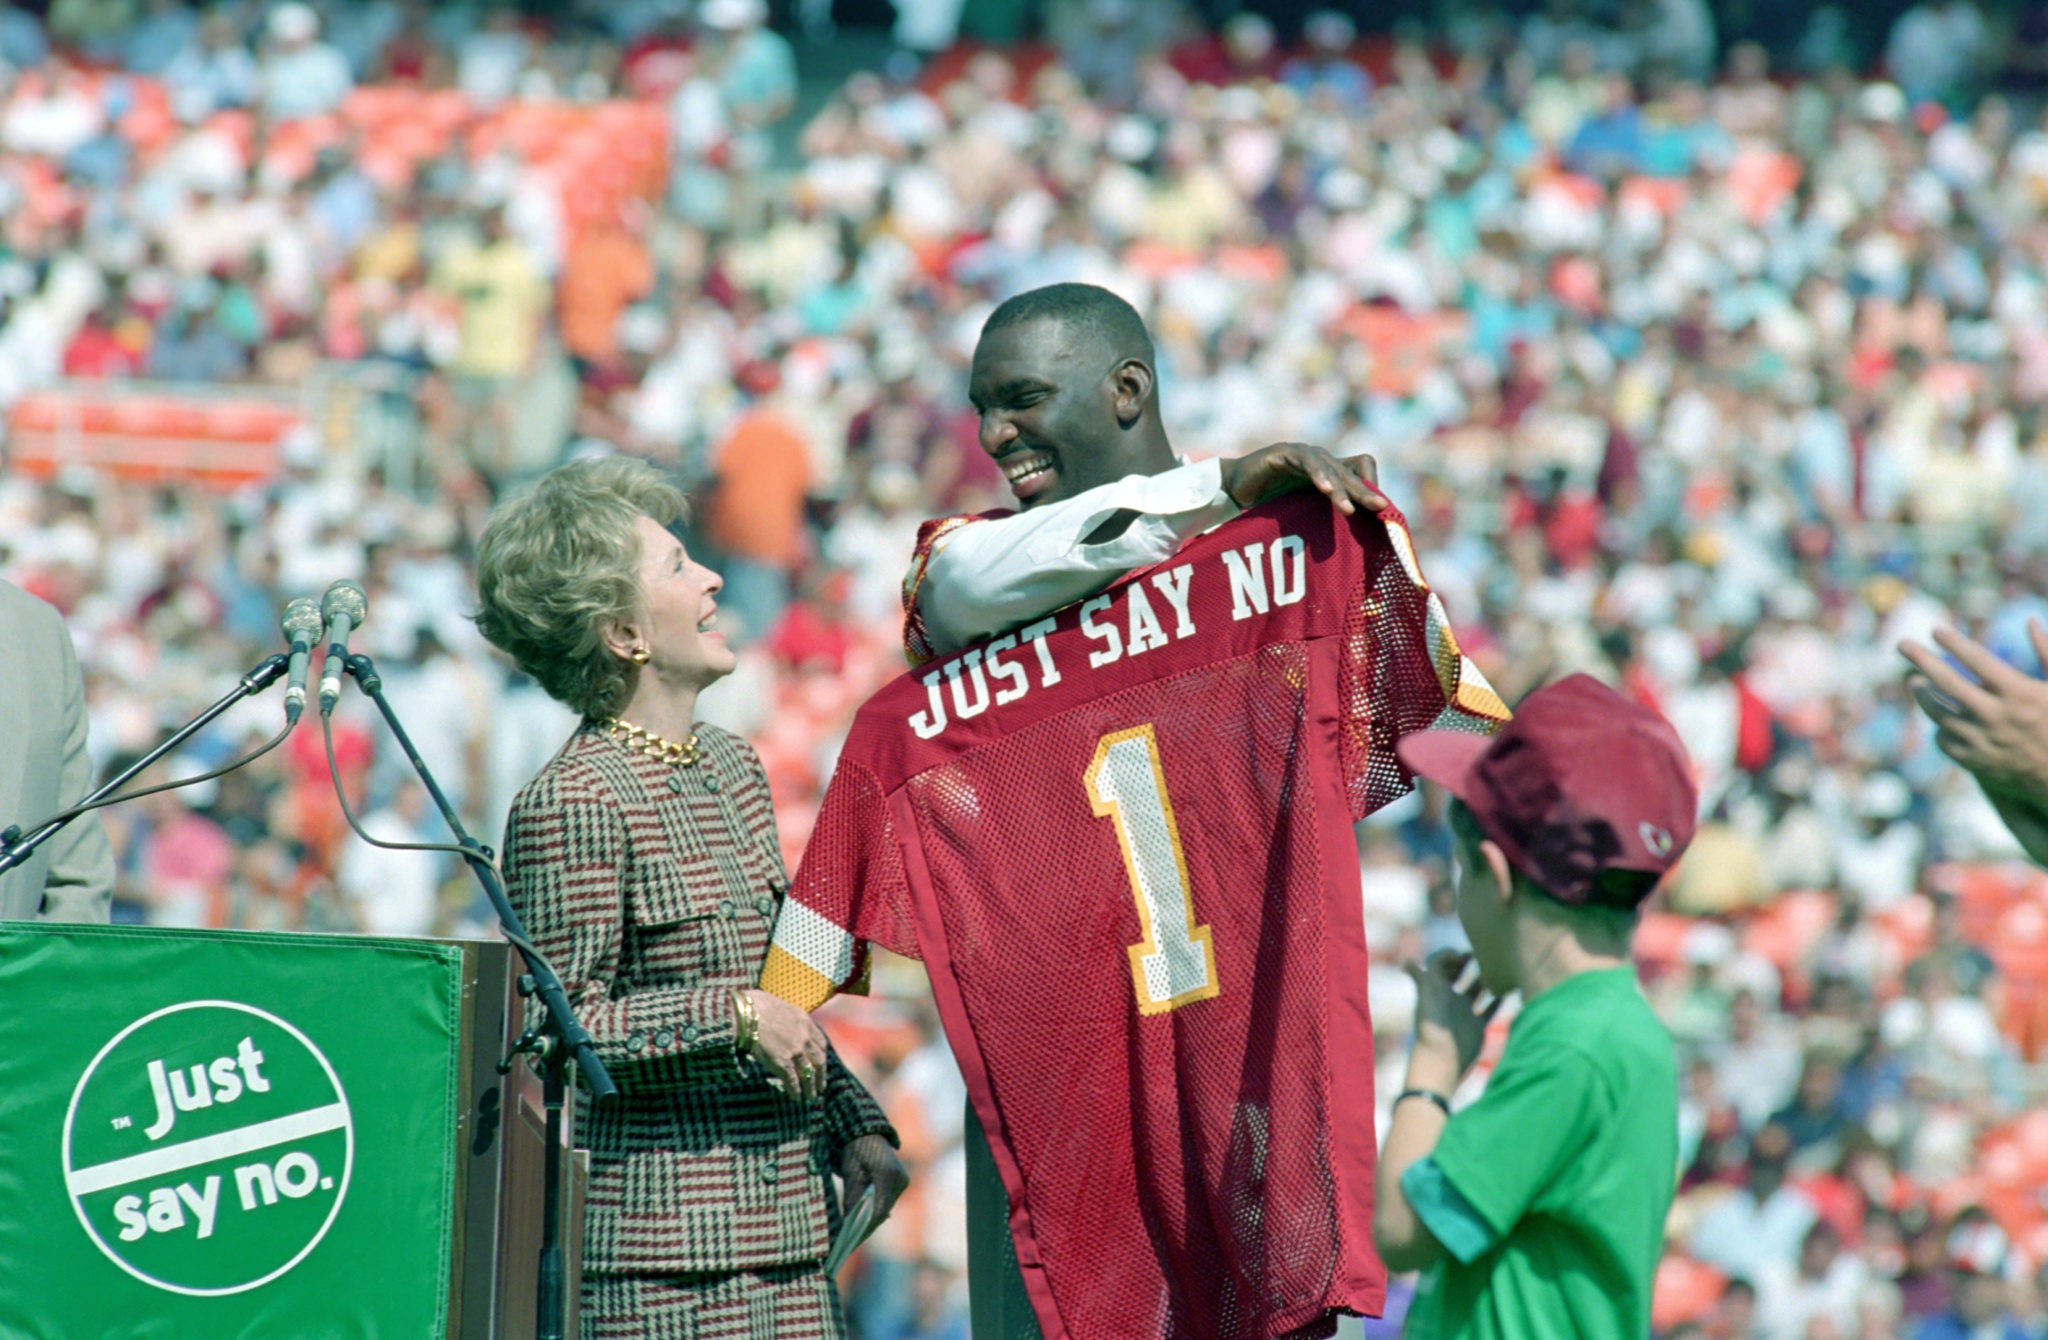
1399 966 1678 1340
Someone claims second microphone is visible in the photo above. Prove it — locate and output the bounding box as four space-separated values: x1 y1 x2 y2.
317 579 370 715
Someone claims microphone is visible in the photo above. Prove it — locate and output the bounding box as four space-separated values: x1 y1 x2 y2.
317 579 370 715
280 597 325 723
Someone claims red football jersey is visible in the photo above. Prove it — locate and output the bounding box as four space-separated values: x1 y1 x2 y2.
765 492 1507 1340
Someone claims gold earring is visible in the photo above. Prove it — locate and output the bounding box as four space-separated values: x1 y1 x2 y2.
630 646 652 664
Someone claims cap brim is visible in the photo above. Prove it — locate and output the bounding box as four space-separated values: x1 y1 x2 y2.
1395 730 1494 799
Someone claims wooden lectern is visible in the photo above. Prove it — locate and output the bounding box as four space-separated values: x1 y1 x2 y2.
443 939 590 1340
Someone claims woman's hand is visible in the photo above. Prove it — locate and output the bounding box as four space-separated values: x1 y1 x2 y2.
742 989 830 1102
839 1133 910 1221
1402 950 1500 1094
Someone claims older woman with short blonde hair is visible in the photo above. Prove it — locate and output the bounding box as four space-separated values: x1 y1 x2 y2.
476 457 904 1338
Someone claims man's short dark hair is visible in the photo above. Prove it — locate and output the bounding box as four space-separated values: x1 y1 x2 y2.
983 283 1155 367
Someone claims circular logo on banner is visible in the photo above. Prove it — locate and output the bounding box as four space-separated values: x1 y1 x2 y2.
62 1001 355 1296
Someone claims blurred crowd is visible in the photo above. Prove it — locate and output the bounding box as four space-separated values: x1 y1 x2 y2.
7 0 2048 1334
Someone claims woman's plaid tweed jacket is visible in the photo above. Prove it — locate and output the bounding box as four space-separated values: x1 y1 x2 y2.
503 721 897 1276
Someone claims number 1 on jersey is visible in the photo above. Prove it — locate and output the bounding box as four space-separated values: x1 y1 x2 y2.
1086 725 1220 1015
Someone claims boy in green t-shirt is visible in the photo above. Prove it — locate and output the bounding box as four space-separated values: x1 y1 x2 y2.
1374 674 1697 1340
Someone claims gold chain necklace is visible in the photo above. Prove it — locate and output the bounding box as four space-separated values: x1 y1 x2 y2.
603 717 701 767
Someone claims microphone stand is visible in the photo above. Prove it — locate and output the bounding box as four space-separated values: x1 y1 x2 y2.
338 652 615 1340
0 652 289 879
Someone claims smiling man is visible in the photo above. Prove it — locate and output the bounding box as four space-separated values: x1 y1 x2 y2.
903 282 1384 664
890 283 1393 1338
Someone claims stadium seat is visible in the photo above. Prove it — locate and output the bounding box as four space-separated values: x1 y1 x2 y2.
341 86 400 128
1991 900 2048 982
1618 177 1687 217
1874 896 1935 970
1736 890 1835 995
1726 150 1800 225
203 109 256 161
1930 862 2031 944
1651 1248 1727 1329
10 396 60 434
117 100 177 155
1633 911 1696 970
359 146 416 190
1123 241 1202 279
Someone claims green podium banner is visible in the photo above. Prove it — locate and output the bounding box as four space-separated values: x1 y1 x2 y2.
0 923 464 1339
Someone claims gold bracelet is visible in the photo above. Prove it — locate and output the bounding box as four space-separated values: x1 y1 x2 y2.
731 989 759 1054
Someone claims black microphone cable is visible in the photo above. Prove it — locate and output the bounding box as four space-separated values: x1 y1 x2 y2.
3 716 297 851
316 701 560 979
0 648 307 850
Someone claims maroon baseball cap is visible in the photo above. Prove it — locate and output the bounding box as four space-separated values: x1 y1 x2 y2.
1396 674 1698 907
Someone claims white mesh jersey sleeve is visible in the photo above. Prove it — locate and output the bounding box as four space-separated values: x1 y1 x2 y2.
761 754 915 1011
914 457 1240 657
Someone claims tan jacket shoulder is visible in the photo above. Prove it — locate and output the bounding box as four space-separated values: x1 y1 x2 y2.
0 579 114 922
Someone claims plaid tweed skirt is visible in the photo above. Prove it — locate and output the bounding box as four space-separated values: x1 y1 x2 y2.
581 1266 846 1340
